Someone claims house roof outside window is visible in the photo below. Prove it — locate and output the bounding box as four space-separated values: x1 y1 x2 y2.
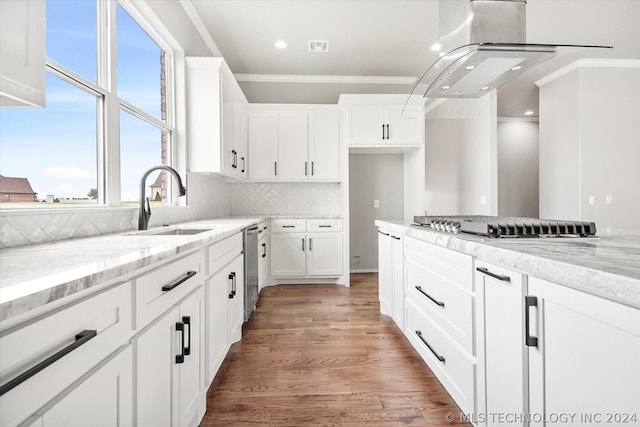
0 175 37 196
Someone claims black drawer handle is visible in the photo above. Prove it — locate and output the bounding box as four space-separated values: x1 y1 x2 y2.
525 296 538 348
0 330 97 396
415 330 445 363
162 270 197 292
476 267 511 282
415 285 445 308
318 225 332 228
228 272 236 298
176 322 185 364
262 243 266 258
391 235 401 240
282 225 296 228
378 231 389 236
241 157 245 173
182 316 191 356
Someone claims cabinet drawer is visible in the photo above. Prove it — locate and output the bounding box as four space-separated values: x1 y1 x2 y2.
307 219 343 232
406 259 474 354
0 283 132 427
405 299 475 415
207 233 243 276
135 250 204 329
271 219 306 233
405 237 473 292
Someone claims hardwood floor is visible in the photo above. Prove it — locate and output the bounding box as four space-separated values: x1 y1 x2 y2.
200 273 471 426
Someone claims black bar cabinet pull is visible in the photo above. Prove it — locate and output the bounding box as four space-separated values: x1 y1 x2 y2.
309 238 313 251
377 230 390 236
391 235 401 240
0 330 97 396
274 161 277 176
175 322 185 364
311 161 314 176
302 238 305 251
162 271 197 292
382 124 385 139
262 243 266 258
525 296 538 347
415 285 445 308
386 124 390 140
241 157 245 173
319 225 332 228
476 266 511 282
228 273 235 299
282 225 296 228
305 161 308 176
415 330 445 363
182 316 191 356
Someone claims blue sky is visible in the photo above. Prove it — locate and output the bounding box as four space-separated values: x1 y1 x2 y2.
0 0 165 202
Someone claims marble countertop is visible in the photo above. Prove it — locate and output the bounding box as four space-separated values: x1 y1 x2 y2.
0 216 265 321
376 220 640 309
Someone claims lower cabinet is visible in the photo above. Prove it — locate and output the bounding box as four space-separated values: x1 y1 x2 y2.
377 228 404 329
527 277 640 427
135 287 205 427
475 260 528 426
226 255 244 344
37 346 132 427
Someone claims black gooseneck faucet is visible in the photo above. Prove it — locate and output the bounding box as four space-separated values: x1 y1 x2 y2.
138 165 186 230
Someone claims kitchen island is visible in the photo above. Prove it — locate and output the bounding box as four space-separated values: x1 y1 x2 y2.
376 219 640 426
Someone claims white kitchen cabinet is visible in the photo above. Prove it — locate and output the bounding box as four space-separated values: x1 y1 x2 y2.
0 0 45 107
376 229 393 318
346 105 421 146
475 260 528 426
390 233 404 329
270 232 307 277
186 57 248 180
258 222 270 290
309 112 340 181
248 112 279 180
527 277 640 427
248 109 341 182
204 233 245 383
39 346 132 427
270 219 343 279
135 287 205 427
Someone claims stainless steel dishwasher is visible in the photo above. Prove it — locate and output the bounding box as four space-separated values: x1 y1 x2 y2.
243 225 259 321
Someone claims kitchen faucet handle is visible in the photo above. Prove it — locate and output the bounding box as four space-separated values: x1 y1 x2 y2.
146 197 152 216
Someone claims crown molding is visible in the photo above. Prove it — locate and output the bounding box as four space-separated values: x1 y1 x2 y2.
178 0 223 57
498 116 539 122
234 74 417 85
535 58 640 87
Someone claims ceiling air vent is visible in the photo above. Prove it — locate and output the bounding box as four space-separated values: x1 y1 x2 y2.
308 40 329 52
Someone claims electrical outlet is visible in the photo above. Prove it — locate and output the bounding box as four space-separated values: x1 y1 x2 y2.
352 256 361 265
606 195 613 205
588 196 596 205
373 200 380 209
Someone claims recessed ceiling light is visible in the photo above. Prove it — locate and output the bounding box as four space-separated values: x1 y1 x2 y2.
511 65 522 71
430 43 441 52
524 110 534 115
274 40 287 49
441 85 450 90
481 86 490 90
465 65 476 70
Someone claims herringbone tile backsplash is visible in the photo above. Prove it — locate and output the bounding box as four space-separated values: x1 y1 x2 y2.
230 183 342 215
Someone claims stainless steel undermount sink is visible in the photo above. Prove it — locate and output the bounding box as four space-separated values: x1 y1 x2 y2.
126 227 214 236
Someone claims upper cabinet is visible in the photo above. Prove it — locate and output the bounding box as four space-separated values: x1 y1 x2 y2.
339 95 424 147
186 57 248 180
0 0 46 107
248 107 341 182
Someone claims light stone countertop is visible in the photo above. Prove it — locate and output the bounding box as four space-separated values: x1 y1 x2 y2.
376 220 640 310
0 217 266 321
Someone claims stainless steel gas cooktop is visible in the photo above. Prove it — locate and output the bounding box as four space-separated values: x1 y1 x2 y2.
413 215 597 238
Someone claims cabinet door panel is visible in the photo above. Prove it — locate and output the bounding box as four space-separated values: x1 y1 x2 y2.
221 71 235 175
248 113 278 180
271 233 307 277
391 236 404 329
43 347 132 427
307 233 343 277
348 106 384 144
528 278 640 426
206 270 229 383
386 106 420 144
178 289 204 427
278 113 308 180
227 256 244 344
309 112 340 181
377 231 392 316
135 306 179 427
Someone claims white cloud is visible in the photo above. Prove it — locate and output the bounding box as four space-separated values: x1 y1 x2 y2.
43 167 93 178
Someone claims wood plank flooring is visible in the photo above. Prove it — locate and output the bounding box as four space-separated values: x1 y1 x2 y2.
200 273 471 426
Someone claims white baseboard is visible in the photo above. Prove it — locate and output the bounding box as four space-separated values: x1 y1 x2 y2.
350 269 378 274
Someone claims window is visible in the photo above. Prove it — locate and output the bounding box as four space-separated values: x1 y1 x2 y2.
0 0 176 208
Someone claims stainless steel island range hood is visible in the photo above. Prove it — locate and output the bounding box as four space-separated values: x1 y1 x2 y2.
407 0 611 106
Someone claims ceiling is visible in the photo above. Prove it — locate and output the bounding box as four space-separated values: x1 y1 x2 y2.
184 0 640 117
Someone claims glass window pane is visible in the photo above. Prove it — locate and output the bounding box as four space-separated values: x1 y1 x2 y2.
0 73 98 206
119 110 169 205
116 4 164 120
46 0 96 82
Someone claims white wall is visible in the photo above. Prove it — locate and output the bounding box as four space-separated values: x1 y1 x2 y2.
422 94 498 215
538 62 640 231
497 120 539 218
349 154 404 272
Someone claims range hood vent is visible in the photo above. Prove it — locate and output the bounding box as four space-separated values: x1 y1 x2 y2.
404 0 611 114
